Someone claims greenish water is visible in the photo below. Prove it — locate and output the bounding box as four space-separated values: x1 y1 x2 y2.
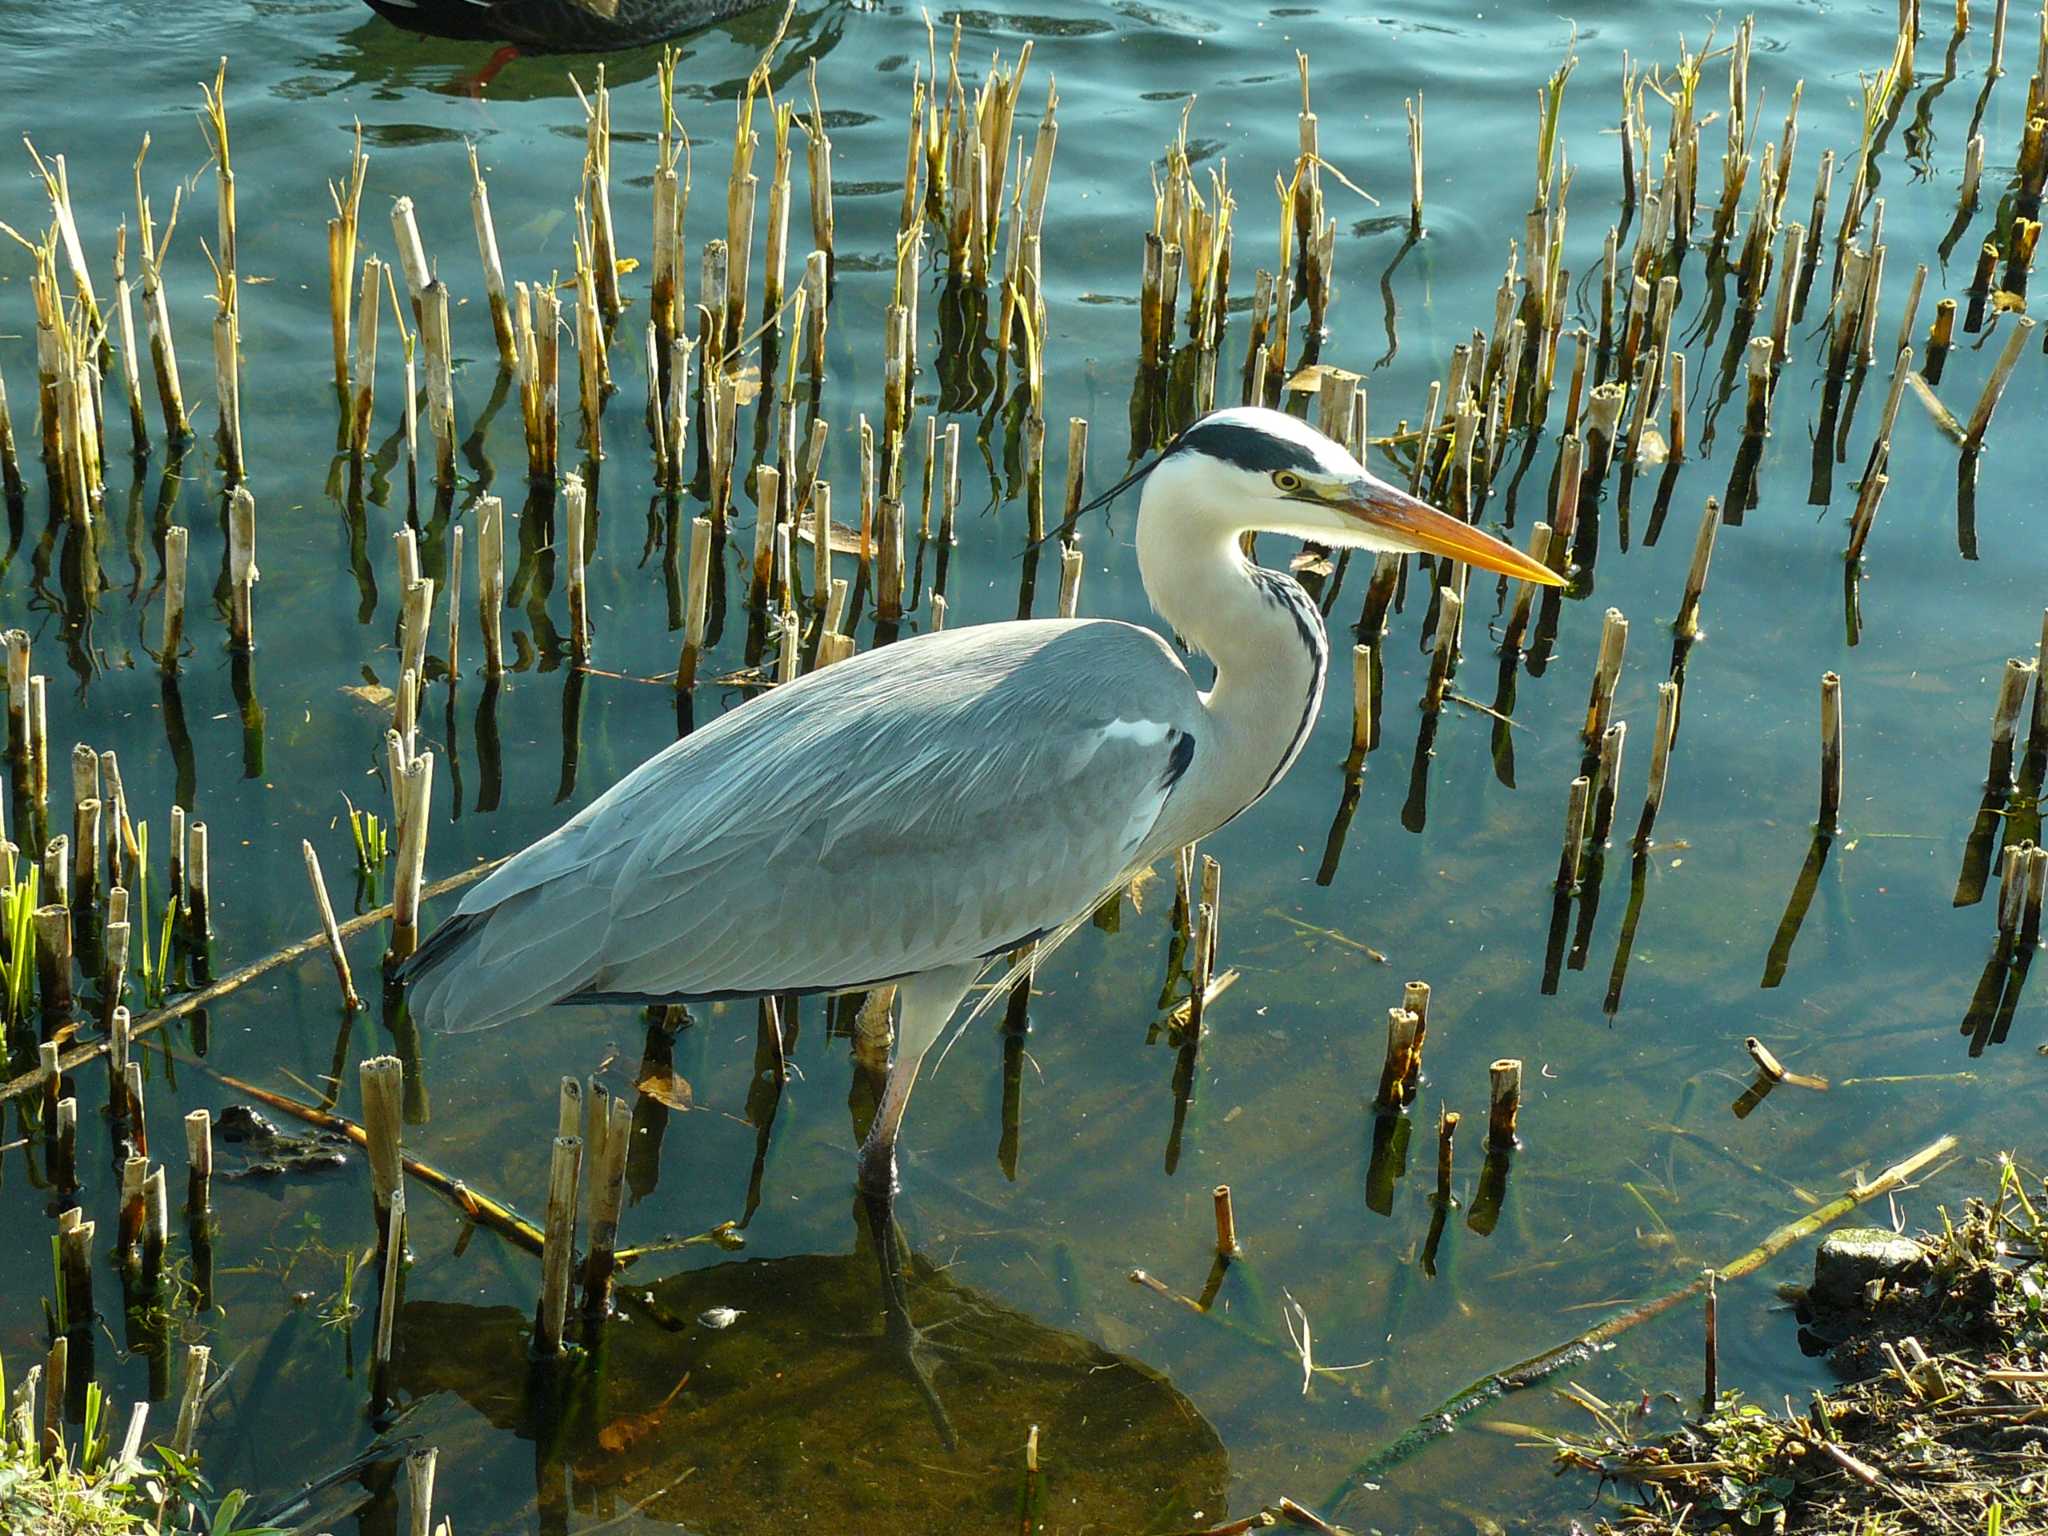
2 0 2043 1530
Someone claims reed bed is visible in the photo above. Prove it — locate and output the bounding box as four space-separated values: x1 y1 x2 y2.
0 9 2039 1528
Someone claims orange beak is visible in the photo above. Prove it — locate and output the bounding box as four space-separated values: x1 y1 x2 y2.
1336 477 1565 586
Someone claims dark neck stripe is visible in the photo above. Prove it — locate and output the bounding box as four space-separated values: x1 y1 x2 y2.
1244 565 1329 806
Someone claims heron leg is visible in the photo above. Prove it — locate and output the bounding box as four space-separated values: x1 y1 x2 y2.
855 963 977 1201
857 1186 962 1450
455 43 522 99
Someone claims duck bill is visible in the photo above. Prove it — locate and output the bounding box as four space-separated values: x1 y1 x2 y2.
1339 480 1565 586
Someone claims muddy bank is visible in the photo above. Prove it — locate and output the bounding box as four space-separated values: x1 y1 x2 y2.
1548 1159 2048 1534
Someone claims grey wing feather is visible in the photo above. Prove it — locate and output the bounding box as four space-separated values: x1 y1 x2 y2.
404 620 1202 1034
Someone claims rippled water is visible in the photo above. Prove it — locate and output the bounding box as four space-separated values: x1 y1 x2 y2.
2 0 2043 1530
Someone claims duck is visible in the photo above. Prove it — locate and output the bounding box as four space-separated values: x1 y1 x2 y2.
360 0 766 52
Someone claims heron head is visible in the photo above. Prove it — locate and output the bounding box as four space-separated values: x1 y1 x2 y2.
1142 406 1563 587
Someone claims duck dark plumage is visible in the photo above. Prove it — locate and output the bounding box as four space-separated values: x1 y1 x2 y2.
361 0 763 51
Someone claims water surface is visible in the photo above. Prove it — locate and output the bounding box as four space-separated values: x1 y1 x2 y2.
1 0 2042 1530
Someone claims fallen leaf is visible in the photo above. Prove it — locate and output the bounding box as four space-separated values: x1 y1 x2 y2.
636 1070 693 1111
596 1372 689 1455
1289 551 1335 578
339 682 396 711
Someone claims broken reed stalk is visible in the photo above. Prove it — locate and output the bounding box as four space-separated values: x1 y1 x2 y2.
1558 775 1592 890
1504 526 1552 653
0 358 21 501
388 751 434 961
1997 840 2032 936
36 906 74 1034
1399 978 1430 1103
328 122 368 399
125 1073 149 1163
1590 721 1627 847
1584 608 1629 745
1061 418 1089 533
1743 337 1775 436
580 1095 633 1319
5 629 26 760
2023 844 2048 943
1963 316 2036 448
652 48 690 367
1819 672 1844 834
1635 680 1680 848
398 575 433 704
1894 262 1927 360
227 487 257 651
406 1448 437 1536
1988 656 2033 786
151 523 189 669
1406 93 1425 233
302 840 362 1012
1673 497 1720 639
878 495 907 622
477 495 505 679
564 472 591 661
54 1096 78 1195
1422 587 1461 712
360 1055 404 1248
1374 1007 1421 1112
575 231 606 462
375 1182 405 1369
1548 435 1584 562
1703 1270 1719 1413
421 282 457 491
196 60 240 439
184 1109 211 1220
581 67 622 322
113 228 149 453
1213 1185 1241 1258
142 1165 168 1281
749 466 778 604
445 525 464 683
1058 542 1084 618
391 195 430 318
1349 643 1376 760
468 144 515 370
133 139 191 443
1429 1105 1457 1208
209 282 243 485
536 1133 584 1354
58 1217 94 1333
2027 610 2048 767
349 256 382 466
762 103 793 332
1486 1059 1522 1149
678 516 713 691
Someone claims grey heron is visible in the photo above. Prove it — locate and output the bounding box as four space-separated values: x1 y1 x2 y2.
404 405 1561 1209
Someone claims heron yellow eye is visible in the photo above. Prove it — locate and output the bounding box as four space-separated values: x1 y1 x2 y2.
1275 470 1304 493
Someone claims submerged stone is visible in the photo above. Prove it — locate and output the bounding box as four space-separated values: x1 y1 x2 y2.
1812 1227 1932 1309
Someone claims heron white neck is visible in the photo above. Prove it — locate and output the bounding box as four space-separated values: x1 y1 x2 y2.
1137 514 1330 839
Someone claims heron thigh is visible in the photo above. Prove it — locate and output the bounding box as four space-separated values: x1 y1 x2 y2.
871 962 981 1151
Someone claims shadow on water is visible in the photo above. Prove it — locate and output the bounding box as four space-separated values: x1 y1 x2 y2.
297 5 849 103
390 1200 1229 1533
